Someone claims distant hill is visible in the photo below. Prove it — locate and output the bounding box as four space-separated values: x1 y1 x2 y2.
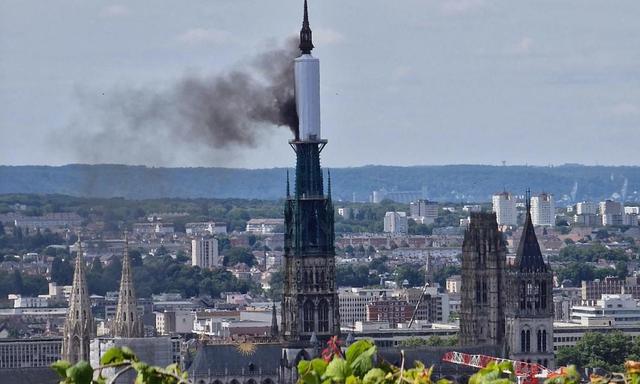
0 164 639 203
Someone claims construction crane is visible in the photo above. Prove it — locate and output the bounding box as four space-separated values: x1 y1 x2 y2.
407 281 430 328
441 351 550 384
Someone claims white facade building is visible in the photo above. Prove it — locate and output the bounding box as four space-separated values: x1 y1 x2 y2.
245 219 284 234
531 193 555 227
570 294 640 325
338 288 393 327
383 212 408 234
492 192 517 226
191 237 220 269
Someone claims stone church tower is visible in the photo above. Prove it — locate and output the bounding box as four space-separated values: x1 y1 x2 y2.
62 237 95 363
281 0 340 343
112 234 144 338
505 197 554 367
459 212 506 347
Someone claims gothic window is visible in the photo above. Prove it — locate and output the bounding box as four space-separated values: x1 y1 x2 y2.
482 280 488 303
475 281 481 304
526 282 534 310
540 282 547 310
303 300 314 332
131 312 134 322
318 300 329 332
123 312 126 321
542 329 547 352
520 282 526 310
535 282 542 310
537 329 542 351
521 329 531 352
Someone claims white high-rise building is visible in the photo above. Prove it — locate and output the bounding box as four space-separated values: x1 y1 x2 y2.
576 201 598 215
600 200 624 226
492 191 517 226
383 211 408 234
191 237 220 269
531 193 555 227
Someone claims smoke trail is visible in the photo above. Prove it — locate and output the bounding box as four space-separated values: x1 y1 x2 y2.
63 38 299 165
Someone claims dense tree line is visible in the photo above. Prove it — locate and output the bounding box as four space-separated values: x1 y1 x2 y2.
49 249 259 299
555 243 631 263
556 331 640 372
0 270 48 298
556 261 628 286
0 222 66 258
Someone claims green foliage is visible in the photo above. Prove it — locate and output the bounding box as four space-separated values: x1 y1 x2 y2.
556 331 640 372
394 264 424 287
223 247 256 267
336 264 379 287
297 339 450 384
469 361 515 384
52 346 189 384
86 253 258 298
555 244 628 263
400 336 458 348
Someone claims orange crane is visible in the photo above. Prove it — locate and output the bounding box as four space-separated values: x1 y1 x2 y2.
441 351 550 384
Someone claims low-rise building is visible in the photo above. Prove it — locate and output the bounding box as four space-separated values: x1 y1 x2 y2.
570 294 640 325
0 337 62 369
245 219 284 234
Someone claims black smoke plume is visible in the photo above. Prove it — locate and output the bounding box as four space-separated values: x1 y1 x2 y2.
64 38 299 165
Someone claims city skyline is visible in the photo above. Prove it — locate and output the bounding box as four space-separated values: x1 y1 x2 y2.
1 0 640 168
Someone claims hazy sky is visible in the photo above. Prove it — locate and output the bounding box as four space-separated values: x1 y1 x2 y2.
1 0 639 168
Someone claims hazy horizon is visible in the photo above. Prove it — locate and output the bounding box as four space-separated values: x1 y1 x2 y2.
1 0 639 168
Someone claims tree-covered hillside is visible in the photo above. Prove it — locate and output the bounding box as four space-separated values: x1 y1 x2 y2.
1 164 639 202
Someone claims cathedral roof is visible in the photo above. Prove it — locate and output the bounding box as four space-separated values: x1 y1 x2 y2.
515 205 548 273
187 344 282 377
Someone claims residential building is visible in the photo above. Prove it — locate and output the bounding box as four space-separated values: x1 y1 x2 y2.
366 298 413 328
492 192 517 226
245 218 284 234
0 337 62 369
409 200 439 225
600 200 624 226
576 202 598 215
570 294 640 325
338 288 393 326
531 193 555 227
581 277 640 304
446 275 462 294
383 212 408 234
185 222 227 236
191 237 220 269
155 310 195 335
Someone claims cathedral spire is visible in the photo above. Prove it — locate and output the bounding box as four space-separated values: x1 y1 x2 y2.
299 0 314 54
515 189 547 273
113 232 144 338
62 234 94 363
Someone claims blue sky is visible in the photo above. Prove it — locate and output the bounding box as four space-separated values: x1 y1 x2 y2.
1 0 639 167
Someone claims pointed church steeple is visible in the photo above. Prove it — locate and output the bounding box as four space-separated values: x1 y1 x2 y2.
299 0 314 54
515 189 548 273
62 235 94 363
113 233 144 338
